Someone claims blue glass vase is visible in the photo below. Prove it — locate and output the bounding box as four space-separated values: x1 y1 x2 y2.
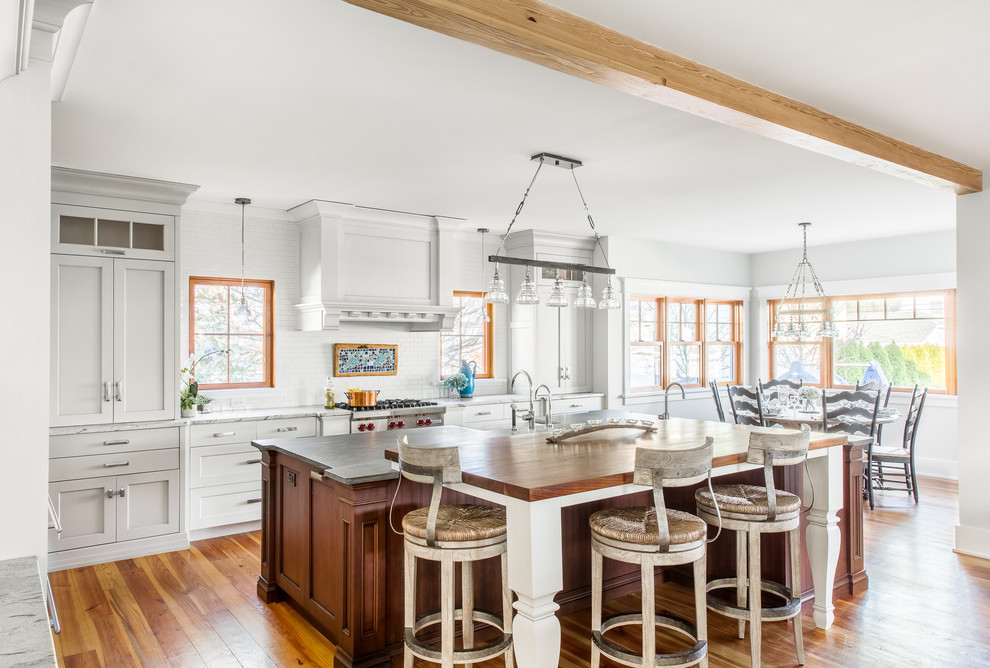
459 360 476 398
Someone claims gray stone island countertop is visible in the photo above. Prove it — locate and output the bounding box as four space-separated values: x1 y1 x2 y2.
0 556 56 667
49 405 351 436
251 425 497 485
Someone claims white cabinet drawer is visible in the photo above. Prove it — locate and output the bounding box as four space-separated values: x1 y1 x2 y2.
189 443 263 488
50 448 179 482
190 422 257 446
462 404 506 424
189 481 263 530
557 396 604 414
256 417 317 439
50 427 179 458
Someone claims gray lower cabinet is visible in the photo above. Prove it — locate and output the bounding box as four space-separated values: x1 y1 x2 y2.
49 427 180 553
188 417 317 532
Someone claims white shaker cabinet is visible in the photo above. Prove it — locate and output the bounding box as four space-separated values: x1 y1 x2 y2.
50 255 175 426
536 298 592 394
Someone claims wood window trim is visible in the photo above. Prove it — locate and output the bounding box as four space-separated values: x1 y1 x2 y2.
630 296 743 391
442 291 494 380
189 276 274 390
767 289 956 394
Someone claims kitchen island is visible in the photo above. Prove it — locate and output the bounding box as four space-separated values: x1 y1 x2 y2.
252 416 866 668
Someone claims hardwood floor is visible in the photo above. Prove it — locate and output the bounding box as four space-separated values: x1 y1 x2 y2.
51 477 990 667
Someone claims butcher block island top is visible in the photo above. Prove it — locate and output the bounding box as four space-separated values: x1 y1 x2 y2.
383 417 848 501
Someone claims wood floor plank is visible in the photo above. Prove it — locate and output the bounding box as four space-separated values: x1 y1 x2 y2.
50 477 990 668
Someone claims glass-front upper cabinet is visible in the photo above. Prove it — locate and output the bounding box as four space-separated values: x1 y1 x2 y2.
52 203 175 260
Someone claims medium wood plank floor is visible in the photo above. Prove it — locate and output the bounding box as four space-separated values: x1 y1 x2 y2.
50 478 990 667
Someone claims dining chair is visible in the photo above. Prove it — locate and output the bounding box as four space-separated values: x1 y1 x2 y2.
709 380 726 422
856 380 893 446
758 377 803 391
727 385 764 426
872 386 927 503
821 388 882 509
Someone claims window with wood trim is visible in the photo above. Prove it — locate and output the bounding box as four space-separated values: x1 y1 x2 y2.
630 296 742 390
768 289 956 394
189 277 274 389
441 291 494 379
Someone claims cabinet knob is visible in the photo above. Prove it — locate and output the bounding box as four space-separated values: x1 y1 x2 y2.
99 248 126 255
103 461 130 468
213 432 236 437
103 439 130 446
245 459 262 465
276 426 298 432
246 498 262 504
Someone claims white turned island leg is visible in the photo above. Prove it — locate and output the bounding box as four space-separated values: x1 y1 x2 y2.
803 446 843 630
504 497 564 668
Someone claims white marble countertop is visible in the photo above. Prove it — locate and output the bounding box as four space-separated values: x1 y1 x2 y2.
0 556 56 667
49 406 352 435
434 391 603 408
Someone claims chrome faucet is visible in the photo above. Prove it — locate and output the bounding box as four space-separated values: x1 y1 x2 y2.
510 370 535 429
534 383 553 428
661 382 686 420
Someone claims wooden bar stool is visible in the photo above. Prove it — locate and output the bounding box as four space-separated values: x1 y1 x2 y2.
589 437 719 668
695 428 810 667
395 436 514 668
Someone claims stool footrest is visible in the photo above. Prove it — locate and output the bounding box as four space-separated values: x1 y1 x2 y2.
593 611 707 667
410 608 505 634
705 577 801 621
404 627 512 663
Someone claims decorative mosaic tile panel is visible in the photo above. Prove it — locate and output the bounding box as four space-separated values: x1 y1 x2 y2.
334 344 398 377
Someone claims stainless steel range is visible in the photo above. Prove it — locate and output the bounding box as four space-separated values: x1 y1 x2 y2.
335 399 446 433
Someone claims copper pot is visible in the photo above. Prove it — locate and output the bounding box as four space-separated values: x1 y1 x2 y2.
346 390 380 407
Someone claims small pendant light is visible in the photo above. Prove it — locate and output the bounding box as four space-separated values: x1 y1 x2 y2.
546 269 569 308
235 197 251 316
516 265 540 305
573 274 597 308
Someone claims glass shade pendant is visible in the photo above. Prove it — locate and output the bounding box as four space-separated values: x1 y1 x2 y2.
546 270 569 308
484 266 509 304
235 197 252 317
516 266 540 305
573 275 596 308
597 277 620 310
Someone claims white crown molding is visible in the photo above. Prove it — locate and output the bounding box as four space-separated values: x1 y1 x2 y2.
182 199 294 223
289 199 462 229
52 166 200 208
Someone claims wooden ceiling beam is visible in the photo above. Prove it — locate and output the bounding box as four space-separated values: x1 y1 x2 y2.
342 0 982 194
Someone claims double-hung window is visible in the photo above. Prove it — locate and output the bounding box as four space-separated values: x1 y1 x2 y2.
768 289 956 393
189 277 274 389
630 296 743 390
440 291 494 378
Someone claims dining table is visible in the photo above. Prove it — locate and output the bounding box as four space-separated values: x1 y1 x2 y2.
386 417 853 668
762 406 902 429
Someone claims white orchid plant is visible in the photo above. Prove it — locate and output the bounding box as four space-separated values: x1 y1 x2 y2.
180 348 228 410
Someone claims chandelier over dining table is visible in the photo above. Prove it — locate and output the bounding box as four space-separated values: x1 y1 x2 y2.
771 222 838 340
483 153 620 310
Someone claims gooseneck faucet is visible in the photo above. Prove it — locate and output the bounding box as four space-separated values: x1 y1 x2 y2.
510 369 535 430
662 382 686 420
534 383 553 428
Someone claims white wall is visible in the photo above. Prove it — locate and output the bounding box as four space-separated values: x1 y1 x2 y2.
0 54 51 563
956 190 990 559
180 205 509 408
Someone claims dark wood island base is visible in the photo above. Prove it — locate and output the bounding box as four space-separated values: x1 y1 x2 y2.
253 425 867 668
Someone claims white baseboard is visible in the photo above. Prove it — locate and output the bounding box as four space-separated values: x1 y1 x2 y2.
188 520 261 543
916 457 958 481
954 524 990 560
48 532 190 572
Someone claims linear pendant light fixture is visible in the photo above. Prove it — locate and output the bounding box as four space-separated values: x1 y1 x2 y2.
235 197 252 317
771 222 837 340
485 152 619 309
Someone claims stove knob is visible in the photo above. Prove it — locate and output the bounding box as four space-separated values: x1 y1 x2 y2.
425 418 433 426
388 421 396 430
357 423 367 432
396 420 405 428
417 419 425 426
367 423 376 431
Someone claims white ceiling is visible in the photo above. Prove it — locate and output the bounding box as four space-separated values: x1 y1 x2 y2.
50 0 988 253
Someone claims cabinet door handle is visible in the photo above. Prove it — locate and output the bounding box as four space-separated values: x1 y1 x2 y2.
276 426 298 432
99 248 126 255
246 497 262 504
476 411 492 416
570 403 583 408
213 432 236 437
103 439 130 446
245 459 262 465
118 488 125 498
114 380 124 402
103 381 112 402
103 461 130 468
106 489 115 499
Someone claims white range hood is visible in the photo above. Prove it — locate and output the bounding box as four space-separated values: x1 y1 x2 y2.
291 200 462 331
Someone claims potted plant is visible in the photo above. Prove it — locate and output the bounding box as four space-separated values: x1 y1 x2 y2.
798 386 820 411
179 386 197 418
443 372 469 399
195 393 214 413
179 348 227 418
